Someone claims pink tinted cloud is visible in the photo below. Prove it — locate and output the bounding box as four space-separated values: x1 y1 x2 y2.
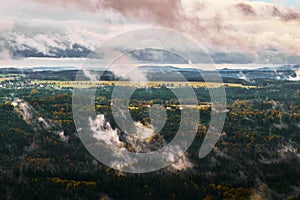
32 0 188 28
29 0 300 56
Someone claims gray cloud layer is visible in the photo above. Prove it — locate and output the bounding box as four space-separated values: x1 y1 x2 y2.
1 0 300 64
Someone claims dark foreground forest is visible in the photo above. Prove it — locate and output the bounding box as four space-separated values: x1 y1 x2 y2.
0 80 299 200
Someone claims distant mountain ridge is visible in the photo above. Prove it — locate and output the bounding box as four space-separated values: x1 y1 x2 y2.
0 64 299 81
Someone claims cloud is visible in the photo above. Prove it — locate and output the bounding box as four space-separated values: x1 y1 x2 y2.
29 0 300 54
235 3 256 16
271 5 300 21
0 49 13 60
32 0 184 27
0 19 14 31
0 0 300 64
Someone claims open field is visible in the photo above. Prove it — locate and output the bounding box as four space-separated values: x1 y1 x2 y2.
0 77 16 82
31 80 256 89
96 104 211 111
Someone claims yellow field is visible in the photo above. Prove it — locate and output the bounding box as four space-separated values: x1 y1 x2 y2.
0 77 16 82
31 80 256 89
96 104 211 111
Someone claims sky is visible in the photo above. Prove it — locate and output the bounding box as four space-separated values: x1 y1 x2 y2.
247 0 300 7
0 0 300 68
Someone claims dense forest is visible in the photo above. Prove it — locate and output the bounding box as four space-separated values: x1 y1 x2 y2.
0 80 299 199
